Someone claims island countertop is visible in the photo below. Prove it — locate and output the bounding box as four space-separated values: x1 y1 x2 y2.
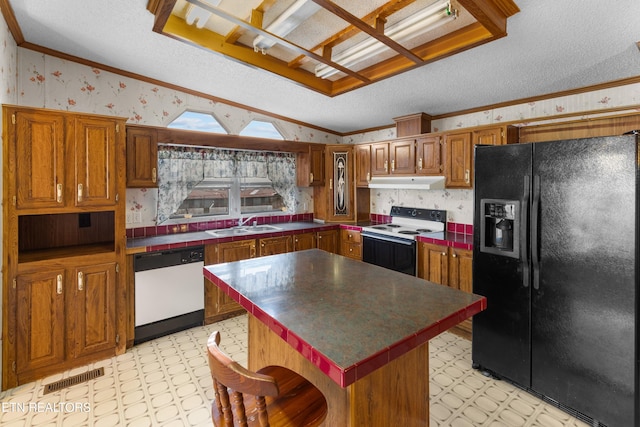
203 249 486 388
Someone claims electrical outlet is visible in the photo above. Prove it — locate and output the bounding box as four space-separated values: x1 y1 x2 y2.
133 212 142 223
126 212 133 223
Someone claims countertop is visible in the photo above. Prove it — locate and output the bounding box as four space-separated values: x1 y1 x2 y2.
203 249 486 387
126 221 473 254
126 221 341 254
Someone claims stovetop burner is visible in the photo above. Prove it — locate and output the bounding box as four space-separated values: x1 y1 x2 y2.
361 206 447 241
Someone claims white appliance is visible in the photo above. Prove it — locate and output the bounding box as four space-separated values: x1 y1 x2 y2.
361 206 446 275
134 247 205 344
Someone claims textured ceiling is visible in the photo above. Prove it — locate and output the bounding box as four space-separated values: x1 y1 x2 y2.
8 0 640 133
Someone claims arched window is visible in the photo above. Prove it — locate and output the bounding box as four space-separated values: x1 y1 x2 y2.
168 111 227 133
239 120 284 139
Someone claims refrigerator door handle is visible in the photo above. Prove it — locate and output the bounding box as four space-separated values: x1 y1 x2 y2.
521 175 530 288
531 175 541 290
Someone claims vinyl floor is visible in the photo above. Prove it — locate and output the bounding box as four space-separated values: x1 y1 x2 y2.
0 315 590 426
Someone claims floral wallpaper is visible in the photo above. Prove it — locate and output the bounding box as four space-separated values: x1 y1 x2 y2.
10 44 640 227
344 82 640 224
15 48 333 226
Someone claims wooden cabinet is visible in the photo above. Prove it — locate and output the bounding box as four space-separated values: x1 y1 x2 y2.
258 235 293 256
12 109 66 210
389 138 416 174
418 242 473 337
355 144 371 187
204 240 255 323
444 131 473 188
316 230 339 253
340 229 362 260
293 232 316 251
370 142 390 175
314 145 355 223
370 139 415 175
126 126 158 187
13 259 118 385
3 106 127 390
473 125 518 146
14 269 66 377
10 109 119 211
415 135 442 175
296 143 325 187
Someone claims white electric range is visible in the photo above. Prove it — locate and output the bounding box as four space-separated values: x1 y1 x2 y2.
361 206 447 275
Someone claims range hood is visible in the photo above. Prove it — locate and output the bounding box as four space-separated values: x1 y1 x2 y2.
367 176 446 190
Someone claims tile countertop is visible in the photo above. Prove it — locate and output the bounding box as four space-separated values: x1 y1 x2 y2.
125 221 342 254
126 221 474 254
203 249 486 387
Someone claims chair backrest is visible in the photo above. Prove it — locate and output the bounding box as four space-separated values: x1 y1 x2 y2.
207 331 279 426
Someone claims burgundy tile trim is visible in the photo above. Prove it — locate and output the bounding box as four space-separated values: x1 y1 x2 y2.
203 267 486 388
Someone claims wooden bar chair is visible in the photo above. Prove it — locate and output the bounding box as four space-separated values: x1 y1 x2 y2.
207 331 328 427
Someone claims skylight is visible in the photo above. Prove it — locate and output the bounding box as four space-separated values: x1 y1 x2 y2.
239 120 284 140
168 111 227 133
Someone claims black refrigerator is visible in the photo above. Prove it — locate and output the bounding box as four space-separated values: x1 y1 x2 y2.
472 135 639 427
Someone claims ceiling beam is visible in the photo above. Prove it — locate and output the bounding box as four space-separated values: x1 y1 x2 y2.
331 22 495 95
288 0 418 69
310 0 424 65
184 0 370 83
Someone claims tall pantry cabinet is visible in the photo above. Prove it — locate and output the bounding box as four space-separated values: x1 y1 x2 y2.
2 106 127 390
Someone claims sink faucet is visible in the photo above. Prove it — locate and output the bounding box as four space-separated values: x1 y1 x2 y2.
238 215 259 227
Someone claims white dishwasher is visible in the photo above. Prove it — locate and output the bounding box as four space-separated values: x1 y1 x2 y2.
134 246 204 344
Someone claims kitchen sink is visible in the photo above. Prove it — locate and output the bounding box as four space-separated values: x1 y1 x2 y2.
241 225 282 232
205 224 282 237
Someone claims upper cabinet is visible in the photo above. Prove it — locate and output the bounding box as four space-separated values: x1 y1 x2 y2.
444 131 473 188
9 107 121 211
444 125 518 189
473 126 518 146
415 135 442 175
355 144 371 187
370 139 420 176
126 126 158 188
296 143 325 187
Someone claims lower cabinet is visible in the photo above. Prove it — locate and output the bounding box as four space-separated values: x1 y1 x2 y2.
316 229 339 253
202 230 340 325
293 232 316 251
340 229 362 260
204 240 255 324
13 260 117 385
418 242 473 337
258 235 292 256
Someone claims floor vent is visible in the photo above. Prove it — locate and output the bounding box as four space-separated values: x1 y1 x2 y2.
43 367 104 395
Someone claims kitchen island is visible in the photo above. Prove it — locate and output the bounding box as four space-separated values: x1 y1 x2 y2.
203 249 486 426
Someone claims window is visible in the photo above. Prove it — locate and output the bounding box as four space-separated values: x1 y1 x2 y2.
239 120 284 139
156 145 294 224
168 111 227 133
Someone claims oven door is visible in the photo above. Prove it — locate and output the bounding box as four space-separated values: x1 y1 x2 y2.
362 232 416 276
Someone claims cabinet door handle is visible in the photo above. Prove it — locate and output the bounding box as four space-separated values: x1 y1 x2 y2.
152 168 157 183
418 158 423 170
464 169 470 183
77 184 83 202
309 172 314 183
384 160 388 172
441 252 446 256
452 253 457 258
391 159 395 172
77 271 84 291
366 172 370 181
329 179 333 190
56 183 63 203
57 274 63 295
